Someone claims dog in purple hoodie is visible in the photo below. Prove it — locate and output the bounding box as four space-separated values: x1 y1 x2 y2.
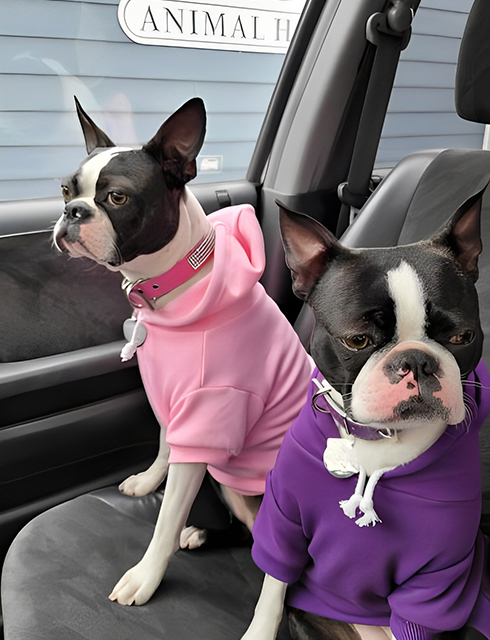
242 195 490 640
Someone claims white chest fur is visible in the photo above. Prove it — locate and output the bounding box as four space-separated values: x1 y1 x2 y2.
347 418 448 477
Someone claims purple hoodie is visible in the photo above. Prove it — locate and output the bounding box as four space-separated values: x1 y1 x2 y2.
252 361 490 639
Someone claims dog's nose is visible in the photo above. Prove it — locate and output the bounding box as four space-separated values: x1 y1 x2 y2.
64 201 93 222
386 349 440 383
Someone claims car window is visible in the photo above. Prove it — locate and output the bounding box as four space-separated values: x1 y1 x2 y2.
376 0 485 172
1 0 307 203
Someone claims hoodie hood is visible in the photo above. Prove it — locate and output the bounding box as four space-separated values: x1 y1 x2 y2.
137 205 265 329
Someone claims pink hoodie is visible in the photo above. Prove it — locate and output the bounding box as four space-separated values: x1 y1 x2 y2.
136 205 313 495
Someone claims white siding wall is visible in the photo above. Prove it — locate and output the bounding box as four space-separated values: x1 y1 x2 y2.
0 0 285 201
1 0 485 201
376 0 484 169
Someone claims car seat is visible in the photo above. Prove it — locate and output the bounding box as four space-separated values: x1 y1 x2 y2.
2 1 490 639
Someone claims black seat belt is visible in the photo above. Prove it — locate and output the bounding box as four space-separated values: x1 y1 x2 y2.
336 1 419 237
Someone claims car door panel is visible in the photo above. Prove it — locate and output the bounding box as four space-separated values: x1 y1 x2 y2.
0 181 258 562
0 231 131 361
1 387 157 511
0 220 159 559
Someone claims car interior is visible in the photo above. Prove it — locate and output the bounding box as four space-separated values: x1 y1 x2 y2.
1 0 490 638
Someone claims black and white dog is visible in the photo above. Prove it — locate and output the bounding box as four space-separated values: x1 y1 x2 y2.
53 98 312 606
241 197 490 640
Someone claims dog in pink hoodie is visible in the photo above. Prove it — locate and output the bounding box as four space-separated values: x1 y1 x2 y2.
54 98 312 606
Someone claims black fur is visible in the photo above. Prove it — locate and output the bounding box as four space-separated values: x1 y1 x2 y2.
59 97 206 264
288 608 361 640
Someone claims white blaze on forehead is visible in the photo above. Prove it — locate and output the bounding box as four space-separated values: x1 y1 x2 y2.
387 261 426 341
77 147 132 199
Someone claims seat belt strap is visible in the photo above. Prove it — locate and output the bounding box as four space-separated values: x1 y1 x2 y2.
336 3 418 236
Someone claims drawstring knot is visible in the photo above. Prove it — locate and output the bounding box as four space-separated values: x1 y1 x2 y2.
339 466 393 527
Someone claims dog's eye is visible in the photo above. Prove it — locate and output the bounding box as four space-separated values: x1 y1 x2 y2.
449 330 475 345
341 335 372 351
108 191 128 206
61 186 71 201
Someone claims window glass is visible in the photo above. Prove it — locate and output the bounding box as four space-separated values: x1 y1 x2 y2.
1 0 307 202
376 0 485 171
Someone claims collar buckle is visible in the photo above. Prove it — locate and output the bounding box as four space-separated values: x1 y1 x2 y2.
312 377 395 441
122 277 153 309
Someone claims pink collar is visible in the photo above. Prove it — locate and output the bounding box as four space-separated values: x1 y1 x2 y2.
122 227 216 309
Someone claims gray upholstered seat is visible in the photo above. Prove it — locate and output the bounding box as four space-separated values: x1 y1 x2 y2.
2 487 295 640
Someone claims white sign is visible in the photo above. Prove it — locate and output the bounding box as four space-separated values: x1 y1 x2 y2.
118 0 307 53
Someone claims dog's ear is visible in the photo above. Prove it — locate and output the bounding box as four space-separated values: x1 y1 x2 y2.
75 97 115 154
278 201 345 300
144 97 206 188
432 189 485 283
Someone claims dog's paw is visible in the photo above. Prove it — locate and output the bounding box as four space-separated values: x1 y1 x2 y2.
119 469 166 497
180 526 208 550
108 560 165 606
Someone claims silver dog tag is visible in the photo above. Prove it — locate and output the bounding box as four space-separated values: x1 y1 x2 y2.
123 317 147 346
323 439 358 478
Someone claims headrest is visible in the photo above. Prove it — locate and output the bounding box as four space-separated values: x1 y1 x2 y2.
455 0 490 123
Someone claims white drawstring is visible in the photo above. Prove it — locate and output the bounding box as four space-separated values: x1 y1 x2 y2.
339 467 367 518
339 466 393 527
120 314 143 362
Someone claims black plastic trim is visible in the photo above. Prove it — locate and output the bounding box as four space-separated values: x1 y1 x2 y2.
247 0 330 184
0 341 134 401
